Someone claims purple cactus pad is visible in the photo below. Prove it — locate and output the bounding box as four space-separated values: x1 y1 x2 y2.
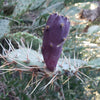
42 13 70 71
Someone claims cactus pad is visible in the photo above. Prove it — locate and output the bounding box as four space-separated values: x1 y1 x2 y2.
42 13 70 71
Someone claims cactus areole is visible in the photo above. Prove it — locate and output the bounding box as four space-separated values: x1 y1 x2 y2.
42 13 70 71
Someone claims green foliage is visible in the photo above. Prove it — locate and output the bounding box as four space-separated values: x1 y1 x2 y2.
5 32 42 50
88 58 100 68
0 0 4 9
64 0 100 6
0 19 10 39
41 1 64 15
30 0 46 10
12 0 35 18
86 25 100 34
